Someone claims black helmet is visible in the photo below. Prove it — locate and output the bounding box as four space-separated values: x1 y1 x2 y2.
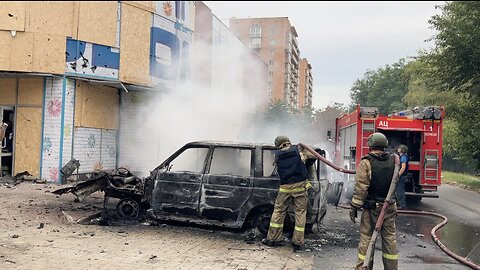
274 135 291 148
367 132 388 148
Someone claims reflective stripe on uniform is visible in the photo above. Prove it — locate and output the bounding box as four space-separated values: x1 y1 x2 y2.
351 197 363 207
279 187 305 193
306 181 312 189
294 226 305 232
358 253 366 260
269 222 283 228
382 253 398 260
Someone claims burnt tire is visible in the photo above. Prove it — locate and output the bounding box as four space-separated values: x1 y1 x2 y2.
305 223 314 233
255 211 272 236
116 198 140 219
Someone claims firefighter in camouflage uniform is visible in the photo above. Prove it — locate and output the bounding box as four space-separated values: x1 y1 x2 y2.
262 135 316 251
350 132 398 270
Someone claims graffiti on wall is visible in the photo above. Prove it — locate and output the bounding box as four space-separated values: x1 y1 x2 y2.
41 78 75 183
65 38 120 80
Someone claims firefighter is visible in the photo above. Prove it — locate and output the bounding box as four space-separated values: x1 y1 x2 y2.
395 144 409 209
350 132 398 270
262 135 316 252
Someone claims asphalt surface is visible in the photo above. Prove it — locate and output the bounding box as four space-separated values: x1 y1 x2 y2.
1 182 477 270
311 184 479 269
412 184 480 265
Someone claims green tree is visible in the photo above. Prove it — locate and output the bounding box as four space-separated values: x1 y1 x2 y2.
427 1 480 169
350 59 409 114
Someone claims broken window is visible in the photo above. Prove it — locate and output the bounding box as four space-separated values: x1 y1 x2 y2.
170 147 209 173
263 150 277 177
209 148 251 177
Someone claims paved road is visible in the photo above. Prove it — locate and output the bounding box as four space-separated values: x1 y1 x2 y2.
415 184 480 222
1 183 478 270
412 184 480 265
311 184 479 269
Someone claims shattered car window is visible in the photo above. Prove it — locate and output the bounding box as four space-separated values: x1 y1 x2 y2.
170 147 209 173
209 148 251 177
263 150 277 177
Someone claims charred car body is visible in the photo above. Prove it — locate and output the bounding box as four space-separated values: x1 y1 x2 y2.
55 141 341 235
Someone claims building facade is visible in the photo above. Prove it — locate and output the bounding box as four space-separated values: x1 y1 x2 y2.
0 1 266 182
229 17 308 110
299 58 313 109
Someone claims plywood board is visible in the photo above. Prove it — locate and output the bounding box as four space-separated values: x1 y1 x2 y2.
77 1 118 47
14 107 42 177
124 1 155 12
17 77 43 106
0 2 25 31
119 3 151 85
74 81 119 130
0 31 10 71
26 1 74 37
0 78 17 105
0 31 33 72
32 32 65 74
71 1 80 38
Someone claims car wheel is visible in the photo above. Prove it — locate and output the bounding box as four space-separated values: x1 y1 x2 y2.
255 211 272 236
116 198 140 219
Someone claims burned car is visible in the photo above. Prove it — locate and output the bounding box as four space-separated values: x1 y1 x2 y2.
55 141 342 235
141 141 334 235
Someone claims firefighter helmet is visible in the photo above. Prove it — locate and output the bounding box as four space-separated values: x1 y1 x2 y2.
274 135 291 148
367 132 388 148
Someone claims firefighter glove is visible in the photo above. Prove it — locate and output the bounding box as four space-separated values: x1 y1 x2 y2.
349 204 359 223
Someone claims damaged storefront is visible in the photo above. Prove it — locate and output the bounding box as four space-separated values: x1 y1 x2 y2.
0 1 197 182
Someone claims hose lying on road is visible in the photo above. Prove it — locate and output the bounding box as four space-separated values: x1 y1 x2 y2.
300 142 480 269
336 205 480 269
400 209 480 270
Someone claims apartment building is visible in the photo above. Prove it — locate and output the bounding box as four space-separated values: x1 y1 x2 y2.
194 2 268 103
299 58 313 109
230 17 306 109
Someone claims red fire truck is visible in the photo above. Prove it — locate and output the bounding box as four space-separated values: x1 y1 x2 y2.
333 105 445 201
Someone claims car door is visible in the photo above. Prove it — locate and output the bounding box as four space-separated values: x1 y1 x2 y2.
151 146 210 217
200 146 254 222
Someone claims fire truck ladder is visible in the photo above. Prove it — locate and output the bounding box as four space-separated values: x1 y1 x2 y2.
361 118 376 154
424 150 439 181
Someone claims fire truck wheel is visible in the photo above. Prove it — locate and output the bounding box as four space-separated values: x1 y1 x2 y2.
116 198 140 219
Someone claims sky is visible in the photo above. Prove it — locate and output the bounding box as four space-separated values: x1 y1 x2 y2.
203 1 444 109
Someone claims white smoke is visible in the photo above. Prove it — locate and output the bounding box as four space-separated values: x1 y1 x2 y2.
122 41 335 176
121 37 267 173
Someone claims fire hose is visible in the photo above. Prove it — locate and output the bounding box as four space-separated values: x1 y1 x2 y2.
299 143 480 270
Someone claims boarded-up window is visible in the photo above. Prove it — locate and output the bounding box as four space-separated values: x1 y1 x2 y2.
74 82 119 130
